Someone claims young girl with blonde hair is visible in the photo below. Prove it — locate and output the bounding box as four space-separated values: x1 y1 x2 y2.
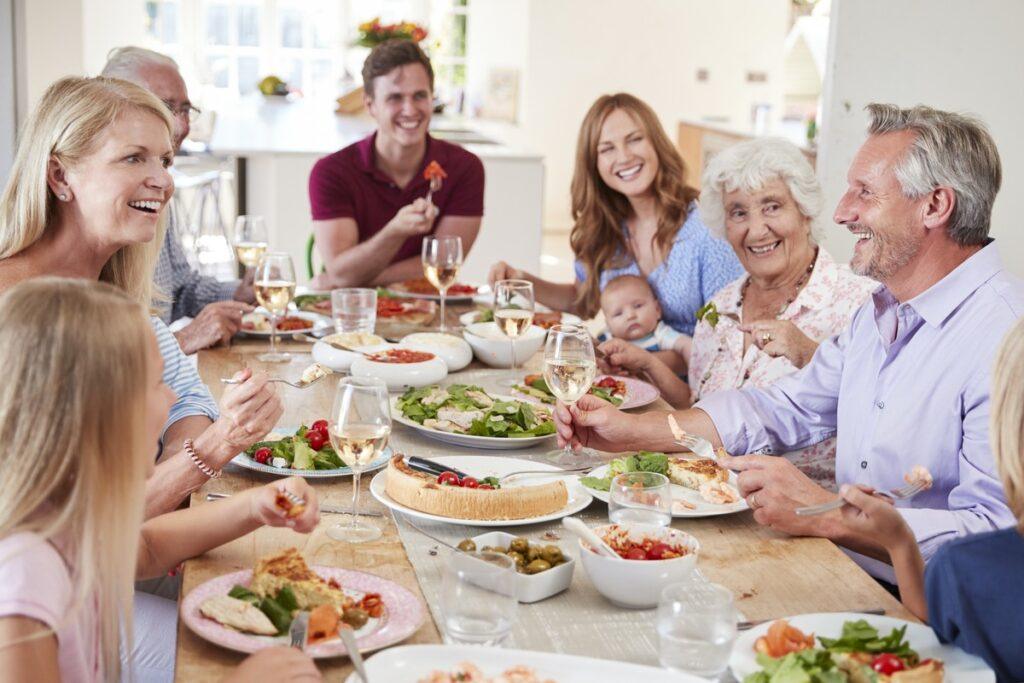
0 278 323 682
839 317 1024 682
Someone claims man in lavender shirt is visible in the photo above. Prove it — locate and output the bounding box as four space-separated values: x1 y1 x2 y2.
555 104 1022 579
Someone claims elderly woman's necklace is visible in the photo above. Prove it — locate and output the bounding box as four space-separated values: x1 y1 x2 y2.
736 247 818 319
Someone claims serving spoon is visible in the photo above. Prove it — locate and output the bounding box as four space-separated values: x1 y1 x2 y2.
561 517 621 561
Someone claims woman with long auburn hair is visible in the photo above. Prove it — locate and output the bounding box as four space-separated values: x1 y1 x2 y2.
489 93 741 360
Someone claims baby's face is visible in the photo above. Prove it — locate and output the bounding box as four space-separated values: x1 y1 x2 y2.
602 281 661 341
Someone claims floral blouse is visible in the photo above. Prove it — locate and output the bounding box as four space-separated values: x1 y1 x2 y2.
687 247 877 489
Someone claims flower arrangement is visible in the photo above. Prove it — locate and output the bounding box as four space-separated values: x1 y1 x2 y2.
355 17 428 47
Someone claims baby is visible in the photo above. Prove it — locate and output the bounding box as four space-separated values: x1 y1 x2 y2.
600 275 689 356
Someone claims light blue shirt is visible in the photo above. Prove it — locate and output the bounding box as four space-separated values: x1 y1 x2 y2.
575 205 743 336
697 242 1022 577
152 316 219 435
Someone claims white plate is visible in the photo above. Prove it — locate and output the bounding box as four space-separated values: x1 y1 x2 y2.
347 644 706 683
369 455 593 527
581 461 748 518
390 393 555 450
730 612 995 681
231 448 391 478
386 282 483 302
238 309 332 338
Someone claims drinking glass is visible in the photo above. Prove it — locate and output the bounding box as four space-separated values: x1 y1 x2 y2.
493 279 535 386
331 288 377 334
657 581 737 679
609 471 673 526
253 252 296 363
326 377 390 543
441 551 517 646
422 235 463 332
232 215 268 272
543 324 600 466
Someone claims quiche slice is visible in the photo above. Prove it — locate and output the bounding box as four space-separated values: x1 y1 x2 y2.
250 547 352 611
667 457 729 491
384 456 568 521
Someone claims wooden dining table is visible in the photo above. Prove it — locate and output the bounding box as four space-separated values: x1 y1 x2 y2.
174 310 913 682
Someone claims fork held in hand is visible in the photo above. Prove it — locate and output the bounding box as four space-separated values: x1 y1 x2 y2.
795 481 927 517
220 374 327 389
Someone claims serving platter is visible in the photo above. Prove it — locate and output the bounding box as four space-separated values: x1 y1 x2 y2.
390 393 556 450
580 462 748 518
237 309 332 338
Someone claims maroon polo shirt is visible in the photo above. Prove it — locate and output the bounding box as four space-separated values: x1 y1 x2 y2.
308 132 485 264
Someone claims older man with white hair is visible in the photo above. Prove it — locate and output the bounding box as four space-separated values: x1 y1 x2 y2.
557 103 1023 583
102 46 256 354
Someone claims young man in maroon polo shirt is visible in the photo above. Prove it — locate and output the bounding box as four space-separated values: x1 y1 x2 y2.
308 40 484 288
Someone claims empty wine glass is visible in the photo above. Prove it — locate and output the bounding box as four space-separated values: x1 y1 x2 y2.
609 472 673 526
326 377 391 543
422 235 463 332
232 215 268 273
658 581 737 679
253 252 295 363
543 324 601 466
441 551 517 645
493 279 535 386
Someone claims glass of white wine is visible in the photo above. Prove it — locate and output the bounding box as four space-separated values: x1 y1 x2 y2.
253 252 296 363
233 215 268 273
326 377 391 544
543 324 601 466
422 235 463 332
493 279 535 386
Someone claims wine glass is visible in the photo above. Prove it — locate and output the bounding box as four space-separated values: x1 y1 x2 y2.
253 252 296 363
543 324 600 466
493 279 535 386
232 215 268 274
609 472 673 526
422 235 463 332
326 377 391 543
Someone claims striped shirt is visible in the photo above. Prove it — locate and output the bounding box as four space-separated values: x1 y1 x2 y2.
152 316 219 433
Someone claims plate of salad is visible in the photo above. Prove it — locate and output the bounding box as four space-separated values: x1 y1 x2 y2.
732 614 994 682
392 384 556 450
233 423 391 478
513 373 659 410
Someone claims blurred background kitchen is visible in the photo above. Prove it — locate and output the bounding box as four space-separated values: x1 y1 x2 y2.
1 0 1021 284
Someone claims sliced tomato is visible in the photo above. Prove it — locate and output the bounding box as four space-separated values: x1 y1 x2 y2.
461 477 479 488
477 484 494 490
437 471 461 486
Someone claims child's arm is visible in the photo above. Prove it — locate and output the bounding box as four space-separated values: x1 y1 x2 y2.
0 617 60 682
136 477 319 580
599 339 693 408
839 484 928 620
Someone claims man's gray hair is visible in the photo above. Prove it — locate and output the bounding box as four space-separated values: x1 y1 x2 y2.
101 46 178 81
698 137 823 239
866 103 1001 246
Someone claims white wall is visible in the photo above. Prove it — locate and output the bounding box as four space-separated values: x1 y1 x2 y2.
818 0 1024 275
0 0 16 183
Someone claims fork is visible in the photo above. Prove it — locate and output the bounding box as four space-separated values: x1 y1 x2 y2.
219 373 328 389
289 611 308 650
795 481 927 517
673 432 717 461
499 465 594 484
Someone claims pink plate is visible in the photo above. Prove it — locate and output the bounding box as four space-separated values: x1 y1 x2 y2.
180 566 426 658
610 375 660 410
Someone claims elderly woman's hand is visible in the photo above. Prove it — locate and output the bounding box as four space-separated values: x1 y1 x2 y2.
597 338 654 376
741 319 818 368
209 368 284 463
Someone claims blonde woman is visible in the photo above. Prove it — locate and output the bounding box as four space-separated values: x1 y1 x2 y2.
0 278 323 683
838 317 1024 682
0 76 281 518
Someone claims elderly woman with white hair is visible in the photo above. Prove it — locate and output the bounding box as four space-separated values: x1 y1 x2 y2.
600 137 874 486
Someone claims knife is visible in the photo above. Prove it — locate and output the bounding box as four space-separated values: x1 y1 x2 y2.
737 608 887 631
205 492 383 517
406 455 470 480
339 626 368 682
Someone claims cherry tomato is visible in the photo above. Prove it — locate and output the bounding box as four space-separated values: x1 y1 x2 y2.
872 654 906 675
305 430 327 451
437 471 461 486
461 477 479 489
253 447 271 464
646 542 673 560
311 419 329 433
477 484 494 490
625 547 647 560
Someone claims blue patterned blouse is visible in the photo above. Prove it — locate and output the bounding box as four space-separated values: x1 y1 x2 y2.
574 205 743 336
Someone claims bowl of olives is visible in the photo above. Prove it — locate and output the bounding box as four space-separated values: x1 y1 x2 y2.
462 531 574 603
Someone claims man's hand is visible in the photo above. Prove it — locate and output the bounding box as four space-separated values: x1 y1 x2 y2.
174 301 254 354
740 320 819 369
385 198 437 239
554 393 642 452
718 452 838 537
234 268 257 304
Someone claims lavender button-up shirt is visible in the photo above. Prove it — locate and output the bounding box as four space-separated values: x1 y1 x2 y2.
696 242 1023 578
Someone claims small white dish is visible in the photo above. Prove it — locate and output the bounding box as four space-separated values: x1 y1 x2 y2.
399 332 472 372
578 522 700 609
350 350 448 391
462 322 546 368
470 531 574 603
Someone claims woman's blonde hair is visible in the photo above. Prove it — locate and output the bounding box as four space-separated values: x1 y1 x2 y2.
570 93 699 318
0 278 155 679
0 76 174 305
990 318 1024 533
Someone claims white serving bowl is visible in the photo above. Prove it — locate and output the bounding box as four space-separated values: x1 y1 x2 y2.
399 333 473 372
311 332 389 372
579 522 700 609
350 349 448 391
462 322 546 368
470 531 574 604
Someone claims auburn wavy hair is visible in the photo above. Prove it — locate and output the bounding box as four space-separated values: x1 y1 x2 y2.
570 93 699 317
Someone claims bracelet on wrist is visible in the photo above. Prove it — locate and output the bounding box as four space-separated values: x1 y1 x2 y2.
184 438 221 479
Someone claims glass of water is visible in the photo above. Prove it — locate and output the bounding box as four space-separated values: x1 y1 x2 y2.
657 581 737 679
331 288 377 334
609 471 672 526
441 551 517 646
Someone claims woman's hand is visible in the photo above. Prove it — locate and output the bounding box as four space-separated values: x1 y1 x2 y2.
209 368 284 464
838 484 912 549
249 477 320 533
224 647 322 682
597 338 654 376
487 260 526 288
741 319 818 368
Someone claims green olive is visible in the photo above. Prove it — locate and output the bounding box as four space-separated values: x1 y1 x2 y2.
509 537 530 554
341 607 369 629
525 559 552 574
540 545 564 564
526 545 542 562
505 550 526 566
457 539 477 552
